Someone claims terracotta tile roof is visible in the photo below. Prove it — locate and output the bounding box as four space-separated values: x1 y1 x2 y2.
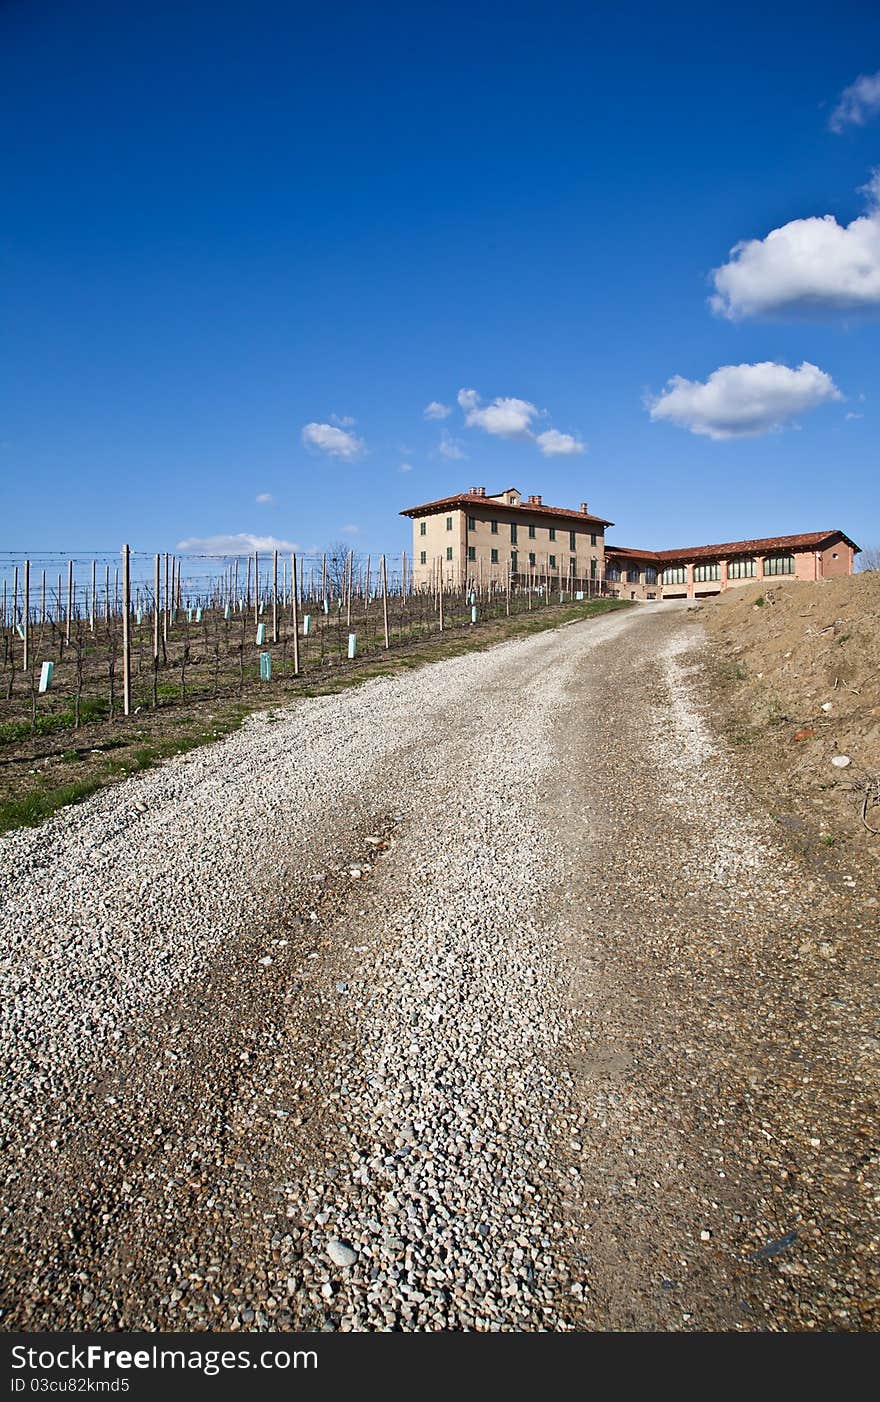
606 530 859 562
400 492 613 528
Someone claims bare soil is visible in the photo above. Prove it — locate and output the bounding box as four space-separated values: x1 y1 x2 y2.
698 573 880 876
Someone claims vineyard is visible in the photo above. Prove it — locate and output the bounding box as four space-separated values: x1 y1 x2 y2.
0 545 619 831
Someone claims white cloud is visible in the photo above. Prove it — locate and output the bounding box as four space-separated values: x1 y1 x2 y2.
342 523 360 535
845 411 864 420
457 387 539 437
330 413 357 427
423 401 451 420
255 492 275 505
647 361 842 440
535 429 586 456
830 70 880 132
437 430 467 460
301 421 364 460
399 462 414 472
711 176 880 318
176 532 300 555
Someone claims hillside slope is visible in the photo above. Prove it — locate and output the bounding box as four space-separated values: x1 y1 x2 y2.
701 573 880 866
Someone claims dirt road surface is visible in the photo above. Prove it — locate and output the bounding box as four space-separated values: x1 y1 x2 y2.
1 602 877 1332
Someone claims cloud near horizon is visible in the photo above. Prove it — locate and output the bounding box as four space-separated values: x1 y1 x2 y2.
301 421 364 459
423 401 451 420
710 174 880 318
648 361 842 439
830 70 880 133
176 532 300 555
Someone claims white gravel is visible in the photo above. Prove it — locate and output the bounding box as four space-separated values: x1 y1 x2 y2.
0 605 640 1330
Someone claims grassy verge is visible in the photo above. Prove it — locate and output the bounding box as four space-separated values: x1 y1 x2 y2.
0 597 632 836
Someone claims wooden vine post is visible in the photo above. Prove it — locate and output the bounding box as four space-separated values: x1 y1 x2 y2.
121 544 132 716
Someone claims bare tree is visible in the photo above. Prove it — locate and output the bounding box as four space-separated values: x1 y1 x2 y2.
324 541 360 599
856 544 880 572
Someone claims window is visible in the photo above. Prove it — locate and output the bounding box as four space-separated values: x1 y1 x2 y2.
548 527 556 542
569 556 576 575
490 519 498 534
590 533 597 547
645 566 658 585
528 524 536 539
627 567 640 583
490 548 498 564
693 563 720 582
510 522 518 543
549 554 557 569
419 521 426 536
446 516 453 531
661 566 686 585
467 516 476 531
510 551 518 572
764 555 794 576
590 558 597 579
467 545 476 561
528 551 536 567
446 546 453 561
606 564 621 581
728 559 756 579
419 550 426 565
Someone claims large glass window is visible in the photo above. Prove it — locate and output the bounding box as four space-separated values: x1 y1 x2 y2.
467 516 476 531
590 558 597 579
645 566 657 584
627 567 640 583
728 558 756 579
661 566 686 585
606 564 621 581
764 555 794 576
693 562 720 582
510 551 518 572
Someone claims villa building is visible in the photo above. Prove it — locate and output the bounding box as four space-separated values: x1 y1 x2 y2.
400 486 612 591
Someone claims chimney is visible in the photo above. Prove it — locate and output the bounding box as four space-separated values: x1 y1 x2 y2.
580 502 589 513
527 494 542 505
477 486 486 496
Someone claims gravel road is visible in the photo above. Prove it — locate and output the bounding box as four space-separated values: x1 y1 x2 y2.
1 602 877 1331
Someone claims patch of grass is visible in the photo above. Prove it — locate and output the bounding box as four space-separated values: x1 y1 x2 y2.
0 777 105 835
754 595 765 607
837 633 851 645
719 660 747 683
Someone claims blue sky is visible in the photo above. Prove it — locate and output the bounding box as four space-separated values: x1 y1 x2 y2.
2 0 879 559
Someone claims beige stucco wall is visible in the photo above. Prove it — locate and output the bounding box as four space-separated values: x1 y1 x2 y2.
410 504 606 589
